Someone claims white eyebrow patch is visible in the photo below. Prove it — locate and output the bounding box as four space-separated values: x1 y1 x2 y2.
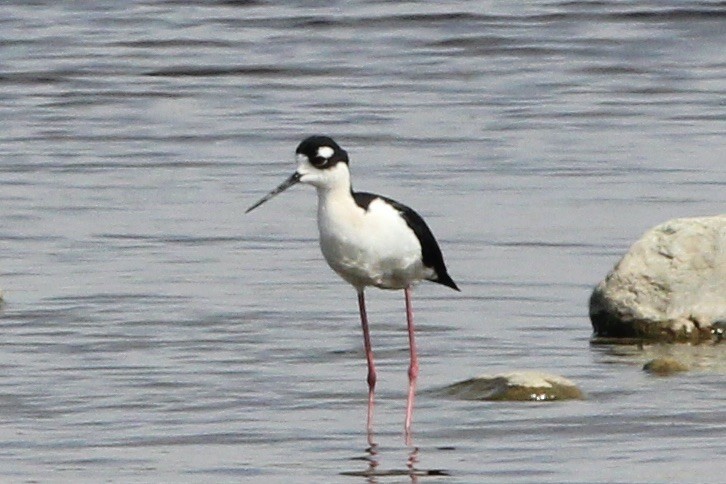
317 146 335 159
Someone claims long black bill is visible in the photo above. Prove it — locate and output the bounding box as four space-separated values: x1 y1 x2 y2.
245 172 301 214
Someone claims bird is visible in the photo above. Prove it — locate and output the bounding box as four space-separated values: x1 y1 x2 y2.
246 135 459 438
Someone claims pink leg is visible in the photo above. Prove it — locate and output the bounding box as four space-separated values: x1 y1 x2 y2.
357 290 376 437
404 286 419 438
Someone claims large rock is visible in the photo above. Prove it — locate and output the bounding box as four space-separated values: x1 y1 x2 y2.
590 215 726 342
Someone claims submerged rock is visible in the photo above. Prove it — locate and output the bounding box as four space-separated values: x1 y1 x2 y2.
643 357 689 376
590 215 726 342
594 342 726 374
440 371 584 401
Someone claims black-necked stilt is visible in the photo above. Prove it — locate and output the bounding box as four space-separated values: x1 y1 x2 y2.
246 136 459 437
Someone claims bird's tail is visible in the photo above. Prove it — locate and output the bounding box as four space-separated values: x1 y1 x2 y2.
433 272 460 291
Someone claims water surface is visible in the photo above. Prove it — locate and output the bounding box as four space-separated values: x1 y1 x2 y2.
1 1 725 482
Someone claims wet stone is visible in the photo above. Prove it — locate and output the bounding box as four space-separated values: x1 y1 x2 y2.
643 357 690 376
439 371 584 402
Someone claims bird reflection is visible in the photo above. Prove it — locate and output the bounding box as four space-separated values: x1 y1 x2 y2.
363 441 379 482
407 445 420 483
345 434 436 482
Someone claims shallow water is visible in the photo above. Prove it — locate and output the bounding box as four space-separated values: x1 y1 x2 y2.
1 1 725 482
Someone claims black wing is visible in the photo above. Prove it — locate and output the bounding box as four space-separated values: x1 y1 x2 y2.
353 191 459 291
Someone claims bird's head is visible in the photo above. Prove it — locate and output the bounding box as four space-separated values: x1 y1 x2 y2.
294 135 350 190
246 136 351 213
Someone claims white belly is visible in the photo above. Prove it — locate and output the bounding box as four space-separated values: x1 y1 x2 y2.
317 196 431 290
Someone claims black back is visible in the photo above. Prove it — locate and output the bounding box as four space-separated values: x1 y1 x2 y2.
353 192 459 291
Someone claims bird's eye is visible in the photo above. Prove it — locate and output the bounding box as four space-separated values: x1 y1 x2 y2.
308 146 335 167
310 156 327 167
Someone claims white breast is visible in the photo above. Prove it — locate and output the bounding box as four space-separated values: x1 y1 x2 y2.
317 193 430 290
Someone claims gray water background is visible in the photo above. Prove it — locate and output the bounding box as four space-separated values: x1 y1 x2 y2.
1 1 725 482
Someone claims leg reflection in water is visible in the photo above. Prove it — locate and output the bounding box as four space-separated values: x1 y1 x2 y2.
341 436 449 480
